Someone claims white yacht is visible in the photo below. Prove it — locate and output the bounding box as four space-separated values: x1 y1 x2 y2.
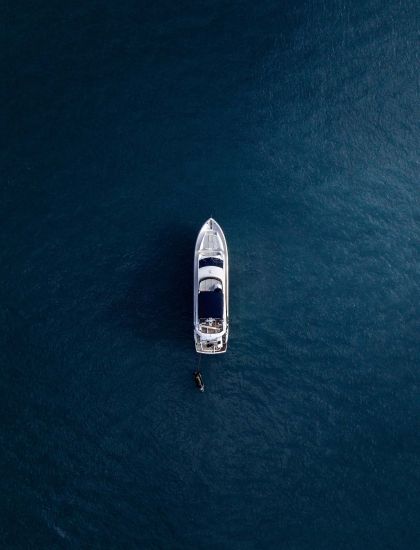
194 218 229 354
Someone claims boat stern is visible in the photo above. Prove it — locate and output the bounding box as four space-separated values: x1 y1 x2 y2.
194 331 228 354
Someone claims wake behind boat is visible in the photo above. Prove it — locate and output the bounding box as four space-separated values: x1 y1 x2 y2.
194 218 229 354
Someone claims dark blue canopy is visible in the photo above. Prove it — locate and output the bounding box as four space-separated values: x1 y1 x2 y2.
198 291 223 319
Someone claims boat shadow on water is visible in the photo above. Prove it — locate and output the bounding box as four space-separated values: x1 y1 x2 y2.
110 223 195 350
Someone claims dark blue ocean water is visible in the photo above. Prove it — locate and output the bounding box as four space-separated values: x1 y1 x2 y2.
1 1 419 548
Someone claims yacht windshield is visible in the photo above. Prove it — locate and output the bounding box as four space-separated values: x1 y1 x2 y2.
199 278 222 292
199 257 224 268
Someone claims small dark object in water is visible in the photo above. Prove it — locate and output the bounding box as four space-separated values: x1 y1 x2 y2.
194 370 204 392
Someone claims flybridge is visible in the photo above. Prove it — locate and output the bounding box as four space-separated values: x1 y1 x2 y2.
193 218 229 354
198 290 224 319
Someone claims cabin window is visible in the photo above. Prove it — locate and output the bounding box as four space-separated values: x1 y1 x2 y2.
199 278 222 292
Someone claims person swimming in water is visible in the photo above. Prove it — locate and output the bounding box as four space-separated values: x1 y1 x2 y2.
194 370 204 392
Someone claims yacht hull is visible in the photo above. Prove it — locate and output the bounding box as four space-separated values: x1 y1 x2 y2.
193 218 229 354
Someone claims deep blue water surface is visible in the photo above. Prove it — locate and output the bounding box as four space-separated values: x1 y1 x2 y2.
1 1 419 548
